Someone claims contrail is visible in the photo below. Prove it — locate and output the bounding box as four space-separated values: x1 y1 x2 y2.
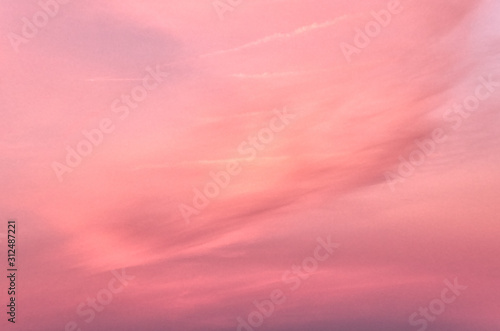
200 15 353 58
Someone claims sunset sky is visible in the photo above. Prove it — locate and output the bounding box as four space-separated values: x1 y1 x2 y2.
1 0 500 330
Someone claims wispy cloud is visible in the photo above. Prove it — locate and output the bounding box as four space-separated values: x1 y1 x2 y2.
1 0 499 330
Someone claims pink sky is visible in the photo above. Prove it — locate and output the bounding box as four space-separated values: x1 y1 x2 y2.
1 0 500 330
